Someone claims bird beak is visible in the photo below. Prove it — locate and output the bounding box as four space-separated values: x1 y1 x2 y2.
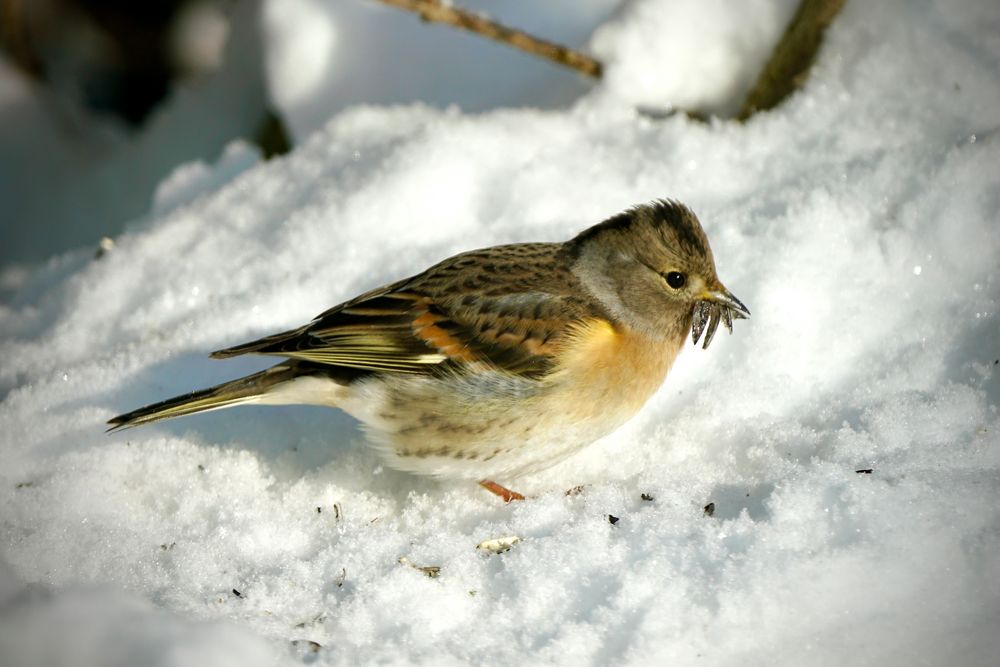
691 286 750 349
705 288 750 319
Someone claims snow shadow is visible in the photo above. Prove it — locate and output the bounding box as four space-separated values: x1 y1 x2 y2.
702 482 774 522
941 308 1000 405
98 351 365 474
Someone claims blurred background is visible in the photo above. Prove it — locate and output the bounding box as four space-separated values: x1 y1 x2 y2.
0 0 622 279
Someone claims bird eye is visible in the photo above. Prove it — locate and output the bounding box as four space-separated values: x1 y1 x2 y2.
664 271 686 289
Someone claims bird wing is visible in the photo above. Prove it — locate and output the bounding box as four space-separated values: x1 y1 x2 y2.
210 244 600 378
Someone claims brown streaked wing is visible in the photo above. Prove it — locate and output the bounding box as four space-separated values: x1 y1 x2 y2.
210 242 602 377
222 292 447 373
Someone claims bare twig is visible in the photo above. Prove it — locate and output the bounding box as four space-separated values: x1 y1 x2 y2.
738 0 846 120
374 0 602 79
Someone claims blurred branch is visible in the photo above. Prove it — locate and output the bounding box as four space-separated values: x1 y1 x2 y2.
0 0 44 78
374 0 602 79
255 109 292 159
738 0 846 120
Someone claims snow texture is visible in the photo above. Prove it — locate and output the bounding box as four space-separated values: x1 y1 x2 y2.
2 0 1000 665
591 0 800 114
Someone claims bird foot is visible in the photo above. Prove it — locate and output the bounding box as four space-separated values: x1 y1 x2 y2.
479 480 525 503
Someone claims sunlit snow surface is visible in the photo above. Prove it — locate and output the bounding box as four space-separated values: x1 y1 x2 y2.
2 0 1000 665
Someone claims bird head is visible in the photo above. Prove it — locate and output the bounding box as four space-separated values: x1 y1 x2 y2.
568 200 749 347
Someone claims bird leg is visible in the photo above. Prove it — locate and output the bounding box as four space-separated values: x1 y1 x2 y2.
479 480 525 502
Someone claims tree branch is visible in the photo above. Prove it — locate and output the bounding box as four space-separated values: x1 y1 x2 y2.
738 0 846 120
374 0 602 79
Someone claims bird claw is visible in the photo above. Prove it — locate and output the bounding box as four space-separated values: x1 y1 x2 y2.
479 480 525 502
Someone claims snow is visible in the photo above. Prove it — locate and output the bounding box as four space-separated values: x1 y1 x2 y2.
591 0 800 114
262 0 623 141
2 0 1000 665
0 0 269 272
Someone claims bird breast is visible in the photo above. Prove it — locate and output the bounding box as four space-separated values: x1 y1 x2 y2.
340 318 684 480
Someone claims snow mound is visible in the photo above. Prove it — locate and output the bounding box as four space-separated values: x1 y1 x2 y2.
2 0 999 664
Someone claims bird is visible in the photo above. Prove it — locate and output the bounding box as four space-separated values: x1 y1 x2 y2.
108 200 749 501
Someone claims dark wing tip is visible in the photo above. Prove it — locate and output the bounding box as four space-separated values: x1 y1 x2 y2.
105 415 131 433
209 337 280 360
208 324 313 360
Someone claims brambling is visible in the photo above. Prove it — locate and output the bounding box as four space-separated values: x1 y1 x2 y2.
109 200 749 501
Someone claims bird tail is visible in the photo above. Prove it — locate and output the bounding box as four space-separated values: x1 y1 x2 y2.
107 363 305 431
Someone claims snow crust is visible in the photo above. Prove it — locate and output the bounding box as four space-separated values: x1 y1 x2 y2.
2 0 1000 665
